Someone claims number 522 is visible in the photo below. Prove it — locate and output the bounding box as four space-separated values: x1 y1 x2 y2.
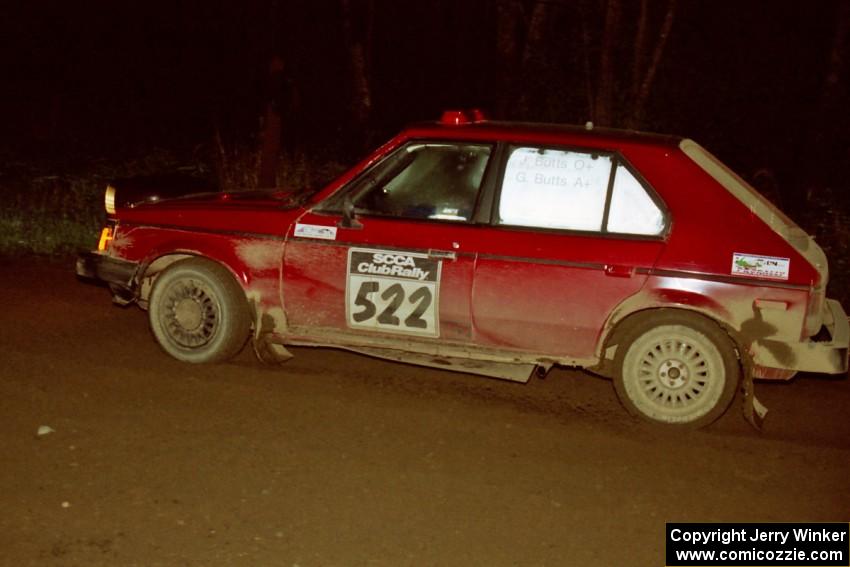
349 279 436 333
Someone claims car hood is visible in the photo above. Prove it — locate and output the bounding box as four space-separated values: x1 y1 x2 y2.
109 174 312 212
132 188 307 210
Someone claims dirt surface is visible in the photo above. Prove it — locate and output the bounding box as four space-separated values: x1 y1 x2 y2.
1 258 848 566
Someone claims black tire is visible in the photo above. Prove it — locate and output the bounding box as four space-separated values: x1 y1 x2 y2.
148 258 251 363
613 311 739 428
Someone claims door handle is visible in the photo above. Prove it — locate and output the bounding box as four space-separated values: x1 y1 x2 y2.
604 265 634 278
428 249 457 261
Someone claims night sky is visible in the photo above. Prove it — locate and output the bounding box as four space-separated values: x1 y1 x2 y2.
2 0 847 194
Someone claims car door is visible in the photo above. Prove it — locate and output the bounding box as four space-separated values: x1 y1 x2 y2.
468 144 669 361
282 140 495 346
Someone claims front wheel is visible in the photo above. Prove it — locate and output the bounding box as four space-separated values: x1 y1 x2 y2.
148 258 251 363
613 312 739 428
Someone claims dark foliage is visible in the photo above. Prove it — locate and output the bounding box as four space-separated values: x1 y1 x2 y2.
0 1 847 302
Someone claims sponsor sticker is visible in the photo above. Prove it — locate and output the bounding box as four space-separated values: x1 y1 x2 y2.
731 253 790 280
294 223 337 240
346 248 441 336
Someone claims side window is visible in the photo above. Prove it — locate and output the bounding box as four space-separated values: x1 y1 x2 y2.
352 142 492 222
607 162 665 235
499 147 613 231
498 146 665 236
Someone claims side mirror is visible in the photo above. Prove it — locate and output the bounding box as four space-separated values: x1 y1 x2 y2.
339 195 363 229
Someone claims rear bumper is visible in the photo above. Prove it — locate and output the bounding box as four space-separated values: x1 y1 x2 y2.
752 298 849 377
76 251 139 302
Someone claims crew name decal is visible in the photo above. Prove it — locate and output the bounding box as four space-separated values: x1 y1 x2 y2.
731 253 790 281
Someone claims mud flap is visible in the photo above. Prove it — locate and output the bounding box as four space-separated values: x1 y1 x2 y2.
249 301 293 365
253 334 294 364
741 353 768 430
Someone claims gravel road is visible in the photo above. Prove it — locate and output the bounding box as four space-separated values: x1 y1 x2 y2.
1 259 847 566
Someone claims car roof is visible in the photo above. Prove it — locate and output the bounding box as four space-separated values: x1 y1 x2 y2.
403 119 683 149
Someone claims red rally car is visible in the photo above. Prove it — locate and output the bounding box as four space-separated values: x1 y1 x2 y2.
77 110 849 427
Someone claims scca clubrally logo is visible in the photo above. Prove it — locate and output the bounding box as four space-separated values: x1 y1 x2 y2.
348 250 438 283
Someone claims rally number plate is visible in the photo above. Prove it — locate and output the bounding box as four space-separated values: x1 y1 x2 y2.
346 248 441 337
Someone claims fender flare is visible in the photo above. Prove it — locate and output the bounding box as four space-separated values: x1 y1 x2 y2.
593 288 742 377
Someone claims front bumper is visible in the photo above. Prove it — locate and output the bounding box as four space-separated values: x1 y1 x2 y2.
76 251 139 303
752 298 849 376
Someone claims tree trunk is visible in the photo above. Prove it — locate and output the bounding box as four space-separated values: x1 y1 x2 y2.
494 0 523 118
516 0 551 118
258 56 286 189
594 0 622 126
631 0 649 100
803 0 850 197
816 0 849 139
578 0 596 122
626 0 676 129
341 0 373 131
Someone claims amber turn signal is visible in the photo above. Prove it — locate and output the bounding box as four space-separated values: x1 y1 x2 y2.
97 227 113 251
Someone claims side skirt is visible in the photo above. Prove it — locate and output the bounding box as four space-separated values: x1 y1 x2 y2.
342 346 539 383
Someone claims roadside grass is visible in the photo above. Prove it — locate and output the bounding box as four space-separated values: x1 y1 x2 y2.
0 212 101 256
0 150 188 256
0 175 104 255
0 148 347 257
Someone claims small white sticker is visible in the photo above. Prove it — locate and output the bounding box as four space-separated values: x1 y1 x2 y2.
294 223 337 240
731 253 790 280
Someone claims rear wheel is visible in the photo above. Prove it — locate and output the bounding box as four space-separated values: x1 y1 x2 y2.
613 312 739 427
148 258 250 363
